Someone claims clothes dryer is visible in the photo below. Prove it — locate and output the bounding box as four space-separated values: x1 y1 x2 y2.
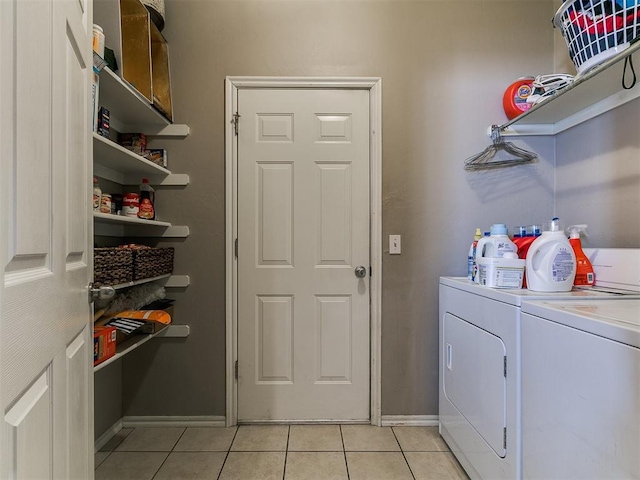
439 248 640 480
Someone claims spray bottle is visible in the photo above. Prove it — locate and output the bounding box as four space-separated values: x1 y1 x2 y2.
567 224 595 286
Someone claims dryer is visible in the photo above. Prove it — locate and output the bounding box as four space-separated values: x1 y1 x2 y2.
439 248 640 480
520 299 640 479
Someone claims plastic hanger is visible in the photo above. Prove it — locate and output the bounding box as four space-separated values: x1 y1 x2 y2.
464 125 537 171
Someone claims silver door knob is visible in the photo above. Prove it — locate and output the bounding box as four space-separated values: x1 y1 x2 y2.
88 282 115 303
355 266 367 278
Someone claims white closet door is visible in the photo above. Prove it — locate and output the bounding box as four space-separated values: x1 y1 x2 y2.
0 0 93 478
237 88 370 421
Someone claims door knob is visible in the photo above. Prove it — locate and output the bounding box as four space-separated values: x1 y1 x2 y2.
88 282 115 303
354 266 367 278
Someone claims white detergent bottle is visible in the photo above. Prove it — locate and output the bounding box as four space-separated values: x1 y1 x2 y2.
478 224 517 259
526 217 576 292
473 231 491 283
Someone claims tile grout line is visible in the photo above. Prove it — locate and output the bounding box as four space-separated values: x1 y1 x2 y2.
217 425 240 480
149 426 187 480
283 425 291 479
391 427 417 480
340 425 351 480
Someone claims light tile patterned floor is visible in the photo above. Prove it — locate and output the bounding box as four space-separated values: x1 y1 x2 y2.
95 425 469 480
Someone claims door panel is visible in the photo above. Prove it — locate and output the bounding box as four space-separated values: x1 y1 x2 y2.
5 371 52 479
1 0 92 477
238 88 370 421
443 313 507 457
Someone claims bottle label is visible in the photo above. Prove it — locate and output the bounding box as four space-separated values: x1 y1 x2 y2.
552 248 574 282
496 241 517 257
93 193 100 210
138 198 154 219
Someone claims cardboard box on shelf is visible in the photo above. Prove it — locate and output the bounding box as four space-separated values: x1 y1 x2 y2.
105 306 173 344
94 326 117 366
118 132 147 155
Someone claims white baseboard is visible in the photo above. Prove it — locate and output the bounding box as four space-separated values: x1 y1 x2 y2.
380 415 439 427
94 418 123 453
122 415 226 428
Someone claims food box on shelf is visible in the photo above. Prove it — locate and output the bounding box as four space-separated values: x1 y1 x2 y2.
94 326 117 365
118 132 147 154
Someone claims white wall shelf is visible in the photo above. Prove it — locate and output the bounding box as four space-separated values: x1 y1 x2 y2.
94 323 190 373
93 213 189 238
111 274 190 291
497 42 640 137
99 67 190 137
93 134 189 186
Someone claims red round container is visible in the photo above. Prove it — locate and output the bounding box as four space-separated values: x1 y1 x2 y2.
503 78 534 120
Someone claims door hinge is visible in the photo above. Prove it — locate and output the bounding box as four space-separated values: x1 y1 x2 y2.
504 356 507 377
504 427 507 449
234 238 238 258
369 266 372 277
232 112 241 136
234 360 239 380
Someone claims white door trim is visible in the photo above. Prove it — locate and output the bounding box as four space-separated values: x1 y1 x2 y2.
225 76 382 426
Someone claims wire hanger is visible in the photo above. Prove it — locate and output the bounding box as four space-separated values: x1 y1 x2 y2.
464 125 537 171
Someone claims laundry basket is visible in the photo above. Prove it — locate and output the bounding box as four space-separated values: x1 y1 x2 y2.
554 0 640 75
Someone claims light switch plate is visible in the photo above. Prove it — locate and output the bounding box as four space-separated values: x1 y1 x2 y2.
390 235 401 254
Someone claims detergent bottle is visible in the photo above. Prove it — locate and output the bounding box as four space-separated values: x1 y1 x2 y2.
479 224 518 259
526 218 576 292
467 228 483 281
473 231 491 283
567 224 595 286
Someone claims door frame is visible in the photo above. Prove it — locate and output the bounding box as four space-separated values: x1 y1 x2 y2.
225 76 382 426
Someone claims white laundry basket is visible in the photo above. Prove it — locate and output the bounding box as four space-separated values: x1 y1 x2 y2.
554 0 640 75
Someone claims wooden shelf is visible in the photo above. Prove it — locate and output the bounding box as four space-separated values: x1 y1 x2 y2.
498 42 640 136
98 67 189 137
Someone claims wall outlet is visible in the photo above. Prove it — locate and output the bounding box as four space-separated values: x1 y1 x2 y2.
389 235 401 254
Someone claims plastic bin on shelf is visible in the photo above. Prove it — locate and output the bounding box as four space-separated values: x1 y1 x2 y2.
554 0 640 75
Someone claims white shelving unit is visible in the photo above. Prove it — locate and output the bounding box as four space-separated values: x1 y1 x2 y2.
498 42 640 136
93 56 191 372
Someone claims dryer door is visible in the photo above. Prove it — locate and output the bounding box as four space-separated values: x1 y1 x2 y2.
443 313 507 457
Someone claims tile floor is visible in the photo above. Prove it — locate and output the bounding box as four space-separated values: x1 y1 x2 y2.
95 425 469 480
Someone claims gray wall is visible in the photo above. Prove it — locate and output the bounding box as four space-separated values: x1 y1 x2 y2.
114 0 560 420
555 97 640 246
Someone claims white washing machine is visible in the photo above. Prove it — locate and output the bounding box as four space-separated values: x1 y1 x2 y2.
439 248 640 480
521 298 640 480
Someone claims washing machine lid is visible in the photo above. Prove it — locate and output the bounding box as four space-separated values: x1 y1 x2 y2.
522 299 640 348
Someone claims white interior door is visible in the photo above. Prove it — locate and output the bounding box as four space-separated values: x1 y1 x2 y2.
0 0 93 478
237 88 370 421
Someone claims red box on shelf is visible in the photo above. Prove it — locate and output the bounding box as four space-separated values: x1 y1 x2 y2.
93 326 117 366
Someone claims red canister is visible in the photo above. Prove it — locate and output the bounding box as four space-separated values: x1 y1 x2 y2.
123 192 140 217
503 77 534 120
